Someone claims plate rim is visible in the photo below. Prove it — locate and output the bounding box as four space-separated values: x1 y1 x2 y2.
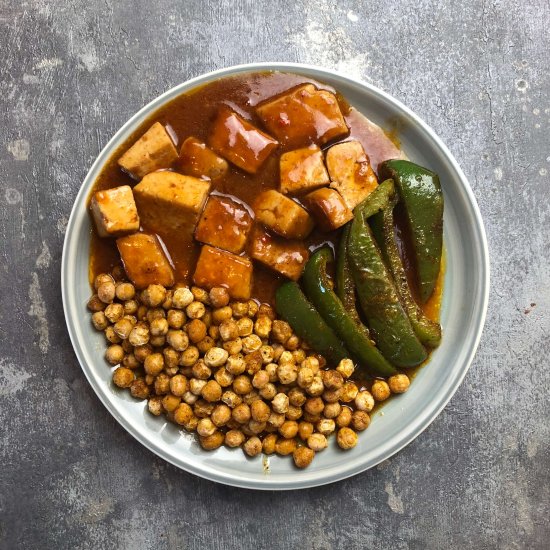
61 61 490 490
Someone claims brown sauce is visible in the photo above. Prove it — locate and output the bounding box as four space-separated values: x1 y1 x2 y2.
88 71 442 323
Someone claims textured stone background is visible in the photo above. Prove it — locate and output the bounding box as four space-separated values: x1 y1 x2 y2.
1 0 549 548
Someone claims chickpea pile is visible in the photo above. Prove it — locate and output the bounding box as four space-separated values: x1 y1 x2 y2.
88 270 411 469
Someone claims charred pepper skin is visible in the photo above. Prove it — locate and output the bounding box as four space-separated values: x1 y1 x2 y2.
378 160 444 303
370 198 442 348
303 247 397 377
275 281 349 366
348 197 427 368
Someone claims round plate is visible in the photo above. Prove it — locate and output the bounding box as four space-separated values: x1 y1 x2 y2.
62 62 489 490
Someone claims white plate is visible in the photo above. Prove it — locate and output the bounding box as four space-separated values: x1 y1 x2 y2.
62 62 489 490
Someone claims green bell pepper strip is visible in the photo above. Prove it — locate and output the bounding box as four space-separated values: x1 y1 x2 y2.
335 224 361 322
348 200 427 368
370 198 442 348
378 160 444 303
354 178 396 218
275 281 349 366
303 247 397 377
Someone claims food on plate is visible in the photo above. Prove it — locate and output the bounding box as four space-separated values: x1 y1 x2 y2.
87 71 444 469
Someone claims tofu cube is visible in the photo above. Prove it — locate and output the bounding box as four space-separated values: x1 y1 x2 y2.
116 233 175 289
118 122 178 180
279 145 330 195
90 185 140 238
208 107 278 174
193 245 253 300
303 187 353 232
326 141 379 210
256 84 349 148
253 190 314 240
247 224 309 281
177 136 228 180
133 171 210 235
194 195 253 254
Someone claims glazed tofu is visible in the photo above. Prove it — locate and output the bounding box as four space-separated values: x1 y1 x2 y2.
303 187 353 232
118 122 178 180
90 185 140 238
279 145 330 195
133 171 210 234
194 195 253 254
256 84 349 148
208 107 278 174
116 233 175 289
326 140 379 210
254 190 314 240
193 245 253 300
247 224 309 281
177 137 228 180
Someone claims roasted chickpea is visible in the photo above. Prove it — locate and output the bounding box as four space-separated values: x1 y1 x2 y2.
104 326 121 344
169 374 188 397
297 366 314 388
252 370 270 389
302 356 320 374
167 309 186 329
105 344 124 365
340 381 359 403
112 366 133 387
265 362 278 383
250 399 270 422
134 343 152 363
173 402 193 425
243 436 262 457
336 407 353 427
271 393 290 414
247 419 266 434
186 319 206 343
233 375 253 395
323 402 342 419
104 303 123 324
223 338 243 356
162 347 179 369
211 306 232 325
232 403 251 424
146 308 165 324
204 347 229 368
272 320 292 343
186 301 205 320
352 410 371 431
209 404 230 427
129 325 150 347
236 317 253 337
148 317 168 337
97 281 116 304
195 417 215 437
209 286 230 308
190 286 209 304
92 311 109 331
122 353 139 370
337 427 358 450
189 378 207 396
139 353 163 378
225 429 245 448
371 380 391 401
196 336 215 354
262 433 278 454
183 391 198 405
87 294 105 312
304 397 324 416
162 394 181 412
279 420 299 439
129 378 150 399
199 431 224 450
322 370 344 390
142 284 166 307
306 376 324 397
121 339 134 354
388 373 411 394
154 373 171 395
123 299 138 315
201 380 222 403
218 319 238 341
277 363 297 385
259 383 277 400
254 315 272 338
166 329 188 351
192 360 212 380
114 282 135 301
244 351 262 375
298 421 314 440
226 354 246 376
222 390 242 408
288 387 306 407
292 349 306 364
316 418 336 436
182 415 199 432
303 411 321 424
148 396 163 416
293 446 315 468
179 346 199 367
275 437 297 456
94 273 114 290
307 433 328 452
336 358 355 379
242 334 262 354
113 318 133 340
355 391 375 412
285 335 300 351
322 388 343 403
214 367 234 388
194 399 215 418
136 305 148 321
172 287 194 309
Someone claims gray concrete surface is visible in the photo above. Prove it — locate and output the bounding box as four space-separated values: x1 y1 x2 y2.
1 0 549 548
